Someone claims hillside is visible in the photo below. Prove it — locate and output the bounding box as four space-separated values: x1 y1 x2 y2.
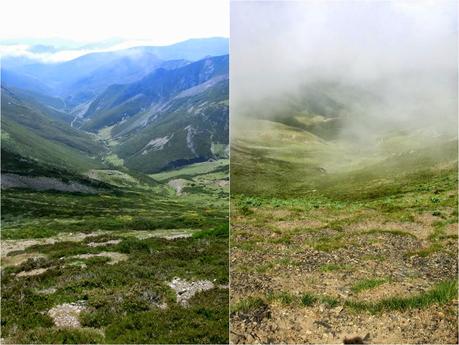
230 114 458 344
1 87 105 172
82 55 229 173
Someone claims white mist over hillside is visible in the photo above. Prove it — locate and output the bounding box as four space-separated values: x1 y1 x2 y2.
231 1 458 141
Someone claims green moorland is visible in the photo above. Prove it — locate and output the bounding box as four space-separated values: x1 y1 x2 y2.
1 159 229 344
230 119 458 344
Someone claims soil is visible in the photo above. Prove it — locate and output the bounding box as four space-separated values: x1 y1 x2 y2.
230 205 458 344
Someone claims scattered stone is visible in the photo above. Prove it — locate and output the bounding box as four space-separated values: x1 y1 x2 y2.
168 277 214 306
333 306 344 315
48 301 87 328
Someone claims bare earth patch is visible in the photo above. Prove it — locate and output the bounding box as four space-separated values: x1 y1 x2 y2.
347 220 431 240
67 252 128 265
122 229 197 240
232 302 458 344
17 268 49 277
1 252 46 268
36 287 57 295
273 219 325 230
1 231 109 256
231 199 458 344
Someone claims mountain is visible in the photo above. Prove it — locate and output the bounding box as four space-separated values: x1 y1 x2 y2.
79 55 229 173
1 38 229 178
1 69 53 95
82 55 228 129
1 38 229 109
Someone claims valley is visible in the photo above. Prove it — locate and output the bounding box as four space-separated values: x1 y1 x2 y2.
230 117 458 344
1 38 229 344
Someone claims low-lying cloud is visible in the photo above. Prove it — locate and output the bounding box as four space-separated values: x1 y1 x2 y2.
231 1 458 140
0 39 181 63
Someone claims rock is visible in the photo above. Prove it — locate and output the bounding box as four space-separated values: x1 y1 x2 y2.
47 301 87 328
168 277 214 306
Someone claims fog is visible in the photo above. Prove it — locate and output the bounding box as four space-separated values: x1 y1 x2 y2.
231 1 458 142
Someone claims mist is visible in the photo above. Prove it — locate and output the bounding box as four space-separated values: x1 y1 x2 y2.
230 1 458 143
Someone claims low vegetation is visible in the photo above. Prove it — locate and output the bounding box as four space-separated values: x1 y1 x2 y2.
230 119 458 344
1 161 229 344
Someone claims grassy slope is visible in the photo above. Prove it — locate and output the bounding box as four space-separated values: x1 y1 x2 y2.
1 88 105 172
1 168 229 343
230 118 458 343
113 80 229 173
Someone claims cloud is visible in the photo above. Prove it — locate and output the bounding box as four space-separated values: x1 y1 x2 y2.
231 1 458 139
0 39 209 63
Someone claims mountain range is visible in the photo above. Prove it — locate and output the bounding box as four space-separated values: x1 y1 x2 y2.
1 37 229 187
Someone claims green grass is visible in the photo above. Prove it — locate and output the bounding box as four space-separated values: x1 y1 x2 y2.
311 235 346 252
301 293 318 306
406 243 443 258
319 263 352 272
266 291 295 305
351 278 388 293
346 280 457 313
2 90 106 173
231 297 266 314
272 280 458 313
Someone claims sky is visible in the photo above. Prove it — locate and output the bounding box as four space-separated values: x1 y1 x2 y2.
0 0 228 61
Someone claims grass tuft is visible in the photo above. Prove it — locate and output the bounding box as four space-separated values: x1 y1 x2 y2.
301 293 317 306
231 297 266 314
351 278 388 293
346 280 457 313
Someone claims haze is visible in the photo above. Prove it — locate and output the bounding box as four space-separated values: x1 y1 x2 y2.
0 0 228 62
